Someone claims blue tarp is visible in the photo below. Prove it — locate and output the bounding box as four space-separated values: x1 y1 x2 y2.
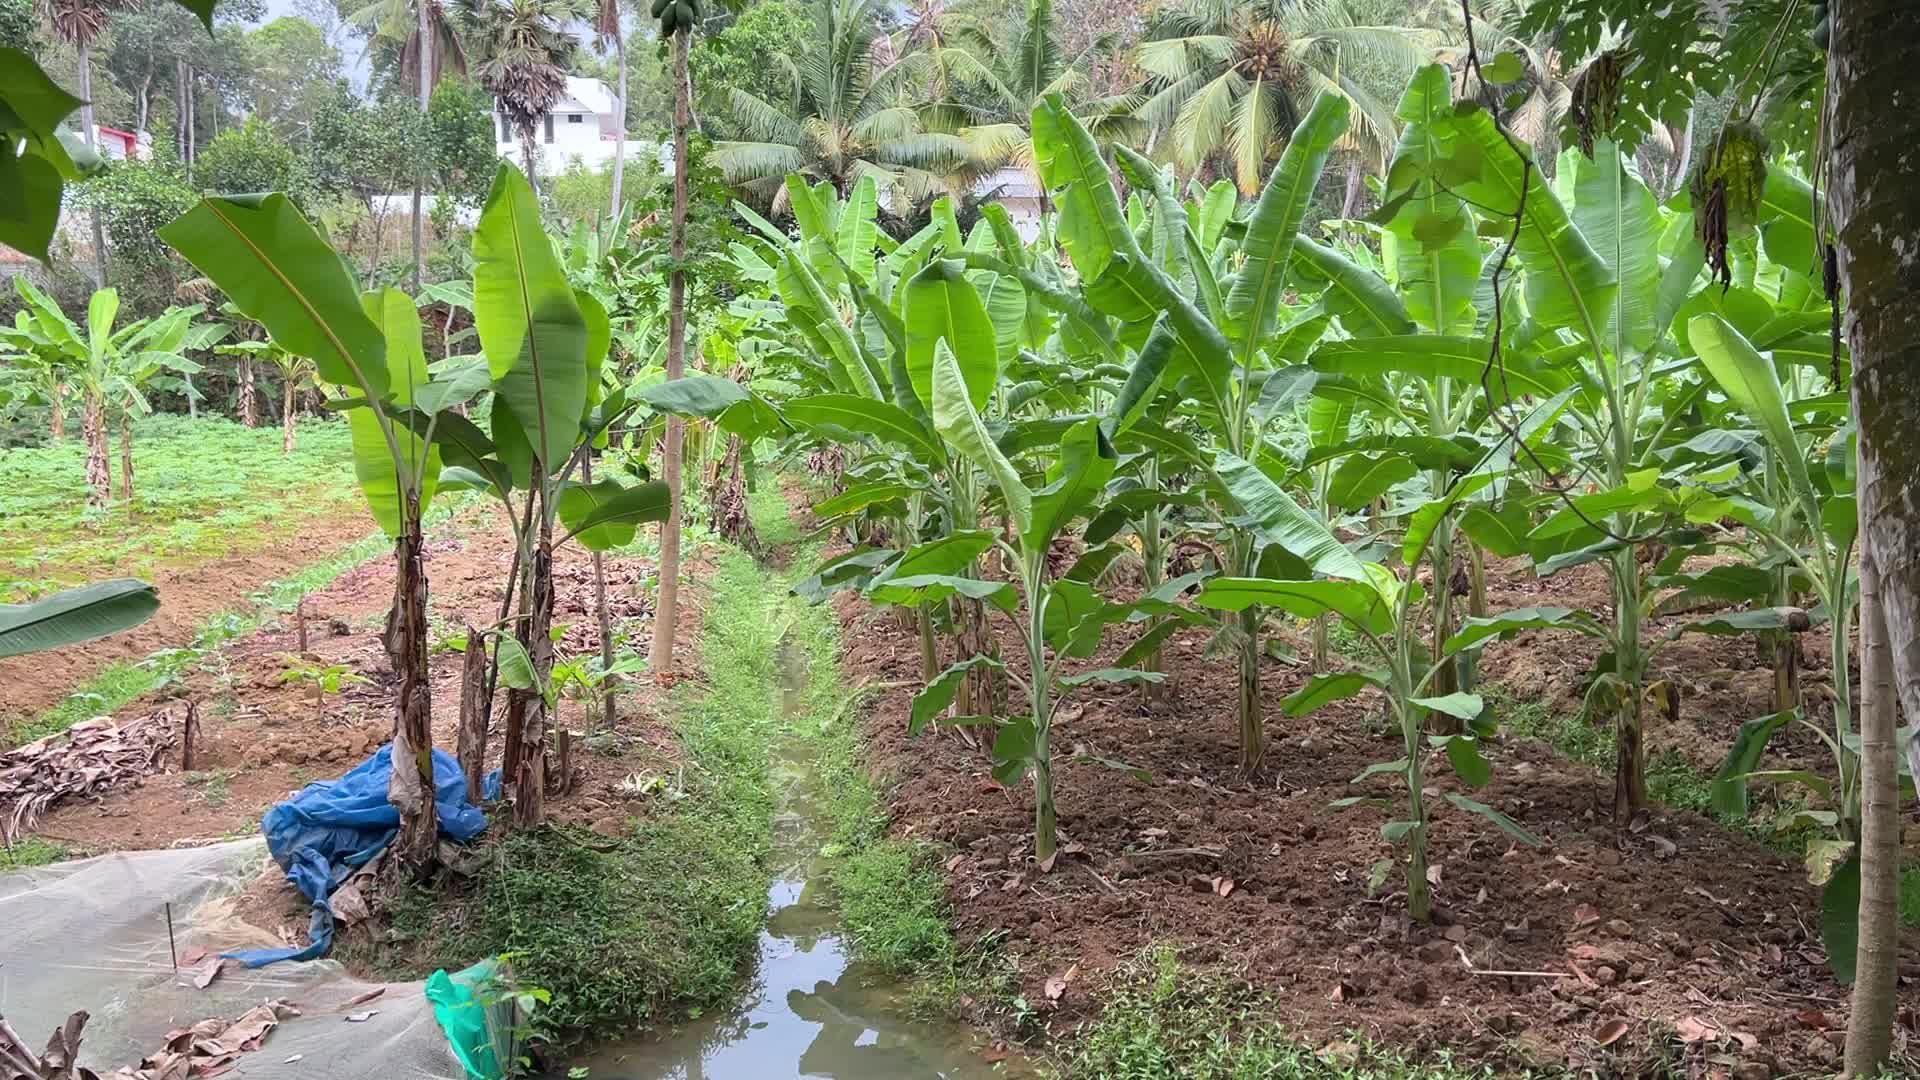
227 745 500 967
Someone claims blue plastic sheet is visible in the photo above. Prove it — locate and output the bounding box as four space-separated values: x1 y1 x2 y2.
226 745 501 967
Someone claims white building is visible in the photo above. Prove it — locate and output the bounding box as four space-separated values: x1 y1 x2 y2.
493 77 633 174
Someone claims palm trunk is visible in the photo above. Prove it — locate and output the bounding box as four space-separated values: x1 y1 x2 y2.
82 391 109 508
1830 8 1920 1067
184 63 196 182
48 384 65 440
647 29 692 677
520 128 539 193
412 0 431 294
388 495 439 877
118 413 134 503
609 34 628 214
282 375 297 452
76 40 108 289
1341 158 1365 218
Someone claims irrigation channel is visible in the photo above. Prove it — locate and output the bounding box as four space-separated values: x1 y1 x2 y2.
556 632 1033 1080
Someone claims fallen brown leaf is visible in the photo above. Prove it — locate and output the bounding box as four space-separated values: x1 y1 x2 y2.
1593 1018 1630 1047
1675 1015 1720 1044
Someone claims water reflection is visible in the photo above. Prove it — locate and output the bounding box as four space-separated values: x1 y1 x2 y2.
554 636 1028 1080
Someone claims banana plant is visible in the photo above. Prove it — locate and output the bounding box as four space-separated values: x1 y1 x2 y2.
907 343 1171 865
398 164 674 828
214 339 318 453
1038 91 1354 773
161 191 449 875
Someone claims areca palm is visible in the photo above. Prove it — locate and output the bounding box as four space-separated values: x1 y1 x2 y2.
460 0 582 187
933 0 1139 178
1135 0 1430 192
711 0 969 205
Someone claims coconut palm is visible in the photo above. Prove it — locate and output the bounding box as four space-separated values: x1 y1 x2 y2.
348 0 468 290
459 0 583 188
592 0 627 213
710 0 970 206
932 0 1141 179
37 0 131 288
1134 0 1431 193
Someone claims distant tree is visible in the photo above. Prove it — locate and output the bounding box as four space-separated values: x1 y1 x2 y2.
0 0 39 54
689 0 811 133
69 155 198 315
427 78 504 210
195 116 309 197
459 0 583 187
37 0 134 287
248 16 345 140
1135 0 1429 192
711 0 968 205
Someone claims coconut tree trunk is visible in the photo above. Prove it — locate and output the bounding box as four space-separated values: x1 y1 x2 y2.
118 413 134 503
647 29 692 677
1829 5 1920 1070
74 41 108 289
388 494 439 877
239 360 259 426
282 378 298 451
412 0 431 294
609 32 628 214
82 390 110 508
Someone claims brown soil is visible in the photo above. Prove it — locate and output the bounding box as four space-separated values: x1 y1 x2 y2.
0 507 376 723
836 589 1918 1076
27 507 701 857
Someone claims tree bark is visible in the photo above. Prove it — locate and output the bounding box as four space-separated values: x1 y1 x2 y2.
388 495 438 878
49 384 65 440
118 413 134 503
82 391 109 509
647 29 692 678
76 40 108 289
1829 5 1920 1070
412 0 431 294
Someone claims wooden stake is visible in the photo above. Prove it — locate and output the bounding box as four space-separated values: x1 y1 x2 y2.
181 702 198 772
296 596 308 655
165 902 178 973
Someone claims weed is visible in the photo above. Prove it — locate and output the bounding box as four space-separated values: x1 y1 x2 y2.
365 543 781 1046
1061 947 1544 1079
1902 864 1920 930
183 768 237 806
0 415 358 601
0 836 67 869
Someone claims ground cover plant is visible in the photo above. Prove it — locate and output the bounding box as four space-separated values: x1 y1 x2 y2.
8 0 1920 1075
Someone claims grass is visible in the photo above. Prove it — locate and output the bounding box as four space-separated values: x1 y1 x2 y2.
0 414 358 601
1061 947 1549 1080
364 529 780 1046
0 836 67 869
6 496 478 750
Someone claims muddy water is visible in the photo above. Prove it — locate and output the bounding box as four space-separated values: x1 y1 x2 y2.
558 636 1031 1080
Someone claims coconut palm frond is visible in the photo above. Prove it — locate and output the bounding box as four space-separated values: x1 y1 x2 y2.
1227 79 1281 193
729 87 808 145
1173 69 1245 172
712 141 811 185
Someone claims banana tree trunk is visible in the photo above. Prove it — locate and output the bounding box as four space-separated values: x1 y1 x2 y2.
239 360 258 426
1830 8 1920 1067
457 620 488 804
1231 529 1263 772
83 391 109 508
647 28 691 677
1468 541 1488 618
1424 527 1461 734
512 521 555 828
49 385 65 440
118 413 134 503
1609 548 1648 820
282 376 297 452
388 495 439 878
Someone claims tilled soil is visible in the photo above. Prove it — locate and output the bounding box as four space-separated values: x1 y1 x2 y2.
26 507 699 856
835 589 1918 1076
0 506 375 722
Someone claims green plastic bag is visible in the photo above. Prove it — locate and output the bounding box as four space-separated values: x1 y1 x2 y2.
426 958 508 1080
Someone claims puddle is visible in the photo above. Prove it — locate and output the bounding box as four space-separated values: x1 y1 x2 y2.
555 633 1033 1080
